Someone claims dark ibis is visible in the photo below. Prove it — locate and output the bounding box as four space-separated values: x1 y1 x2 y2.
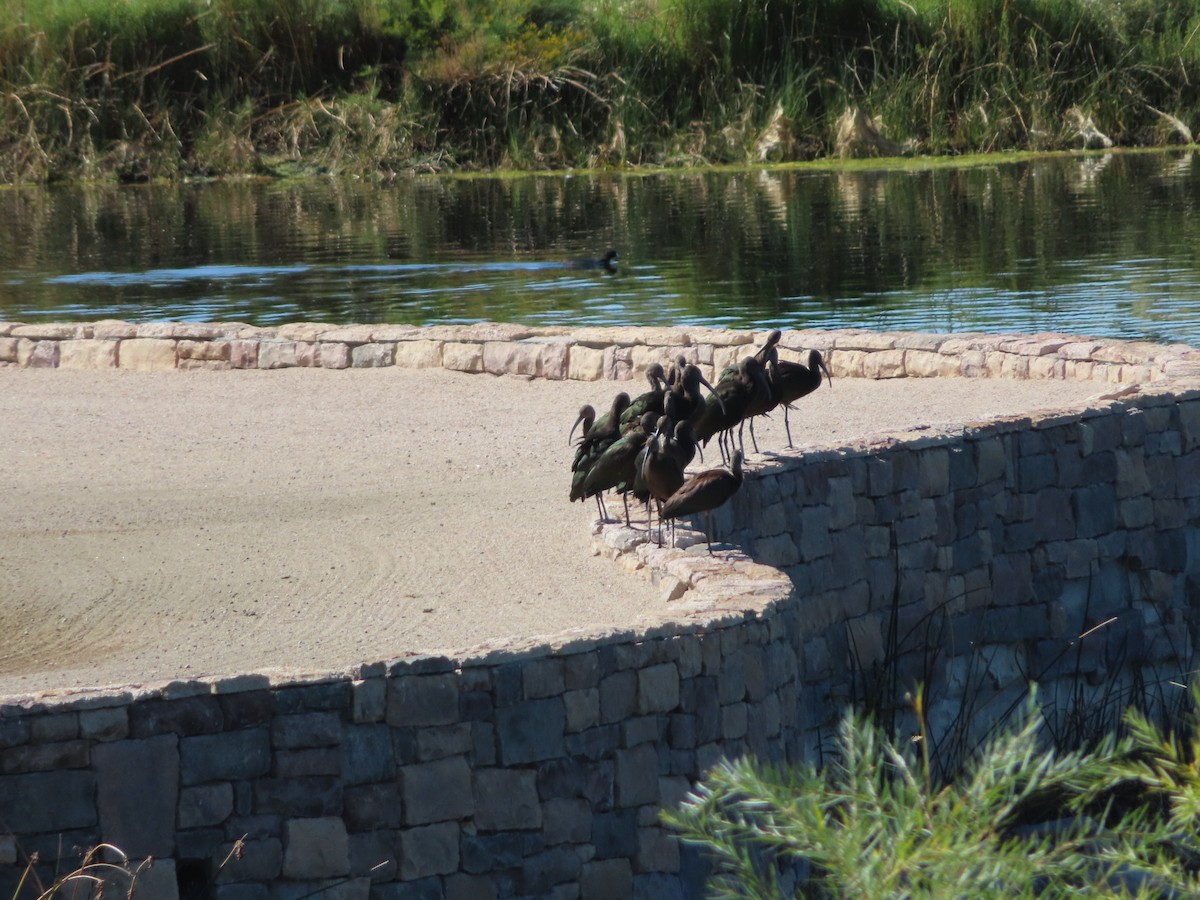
570 394 629 520
660 451 745 554
620 363 668 427
692 356 771 462
581 411 657 525
774 349 832 448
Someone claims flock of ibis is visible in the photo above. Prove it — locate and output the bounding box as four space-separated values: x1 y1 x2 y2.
568 330 831 554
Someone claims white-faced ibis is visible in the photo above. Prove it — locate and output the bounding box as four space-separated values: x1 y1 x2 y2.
660 450 745 554
774 349 832 448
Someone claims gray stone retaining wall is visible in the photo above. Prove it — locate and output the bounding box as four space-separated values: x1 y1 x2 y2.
3 320 1200 899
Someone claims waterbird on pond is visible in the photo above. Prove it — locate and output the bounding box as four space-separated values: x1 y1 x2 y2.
566 250 619 272
659 450 745 554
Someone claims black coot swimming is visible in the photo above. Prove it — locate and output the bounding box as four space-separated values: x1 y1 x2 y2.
567 249 619 272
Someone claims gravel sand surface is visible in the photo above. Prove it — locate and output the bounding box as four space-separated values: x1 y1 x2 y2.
0 366 1106 698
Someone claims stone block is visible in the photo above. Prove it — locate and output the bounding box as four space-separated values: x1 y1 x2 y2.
131 858 179 900
615 745 659 807
442 341 482 372
416 723 472 761
568 344 605 381
461 832 527 875
474 768 542 831
0 770 96 832
495 697 566 765
401 756 473 825
351 342 395 367
399 822 460 880
593 809 639 859
180 729 270 784
523 659 565 699
276 748 340 777
0 336 16 362
445 874 499 900
599 671 637 725
564 688 600 733
283 817 349 879
120 338 176 370
179 782 234 829
318 341 350 369
258 341 300 368
522 847 581 895
637 664 680 715
582 858 634 899
131 696 223 738
542 797 591 845
351 678 386 724
342 725 395 784
862 349 905 379
253 776 342 817
79 707 129 742
229 340 259 368
214 838 283 883
343 781 402 832
271 712 342 749
94 735 180 858
387 674 459 726
60 339 119 369
24 339 60 367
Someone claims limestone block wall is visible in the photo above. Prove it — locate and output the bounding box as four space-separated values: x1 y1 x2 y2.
4 320 1200 899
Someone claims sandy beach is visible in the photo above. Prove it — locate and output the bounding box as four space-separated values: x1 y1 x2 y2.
0 365 1107 698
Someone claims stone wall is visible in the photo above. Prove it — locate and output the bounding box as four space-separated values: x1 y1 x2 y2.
3 320 1200 899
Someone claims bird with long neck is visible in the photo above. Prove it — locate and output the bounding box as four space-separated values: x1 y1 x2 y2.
570 393 630 520
773 348 832 448
667 364 724 431
660 450 745 554
692 355 771 464
620 363 668 428
582 411 658 525
637 417 698 545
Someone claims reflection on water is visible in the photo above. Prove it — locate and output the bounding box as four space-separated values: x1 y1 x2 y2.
2 152 1200 346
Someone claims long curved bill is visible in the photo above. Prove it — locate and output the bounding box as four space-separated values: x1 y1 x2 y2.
697 372 727 415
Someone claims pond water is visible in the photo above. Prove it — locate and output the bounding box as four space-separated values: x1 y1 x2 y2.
2 151 1199 346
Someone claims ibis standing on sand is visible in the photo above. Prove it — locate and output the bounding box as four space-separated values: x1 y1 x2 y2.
659 450 745 554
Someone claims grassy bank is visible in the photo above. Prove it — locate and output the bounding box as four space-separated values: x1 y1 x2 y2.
2 0 1199 182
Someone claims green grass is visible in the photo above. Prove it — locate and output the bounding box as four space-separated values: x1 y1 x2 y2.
2 0 1200 181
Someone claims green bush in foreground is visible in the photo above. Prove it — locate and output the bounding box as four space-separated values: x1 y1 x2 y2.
666 687 1200 898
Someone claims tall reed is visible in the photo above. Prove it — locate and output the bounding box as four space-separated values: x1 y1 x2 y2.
2 0 1199 181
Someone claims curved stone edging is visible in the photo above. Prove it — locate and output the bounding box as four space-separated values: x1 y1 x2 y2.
4 319 1200 384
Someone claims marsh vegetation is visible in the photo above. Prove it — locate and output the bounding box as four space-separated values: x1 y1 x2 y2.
2 0 1200 182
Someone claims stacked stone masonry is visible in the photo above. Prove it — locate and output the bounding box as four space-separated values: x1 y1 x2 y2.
2 320 1200 899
